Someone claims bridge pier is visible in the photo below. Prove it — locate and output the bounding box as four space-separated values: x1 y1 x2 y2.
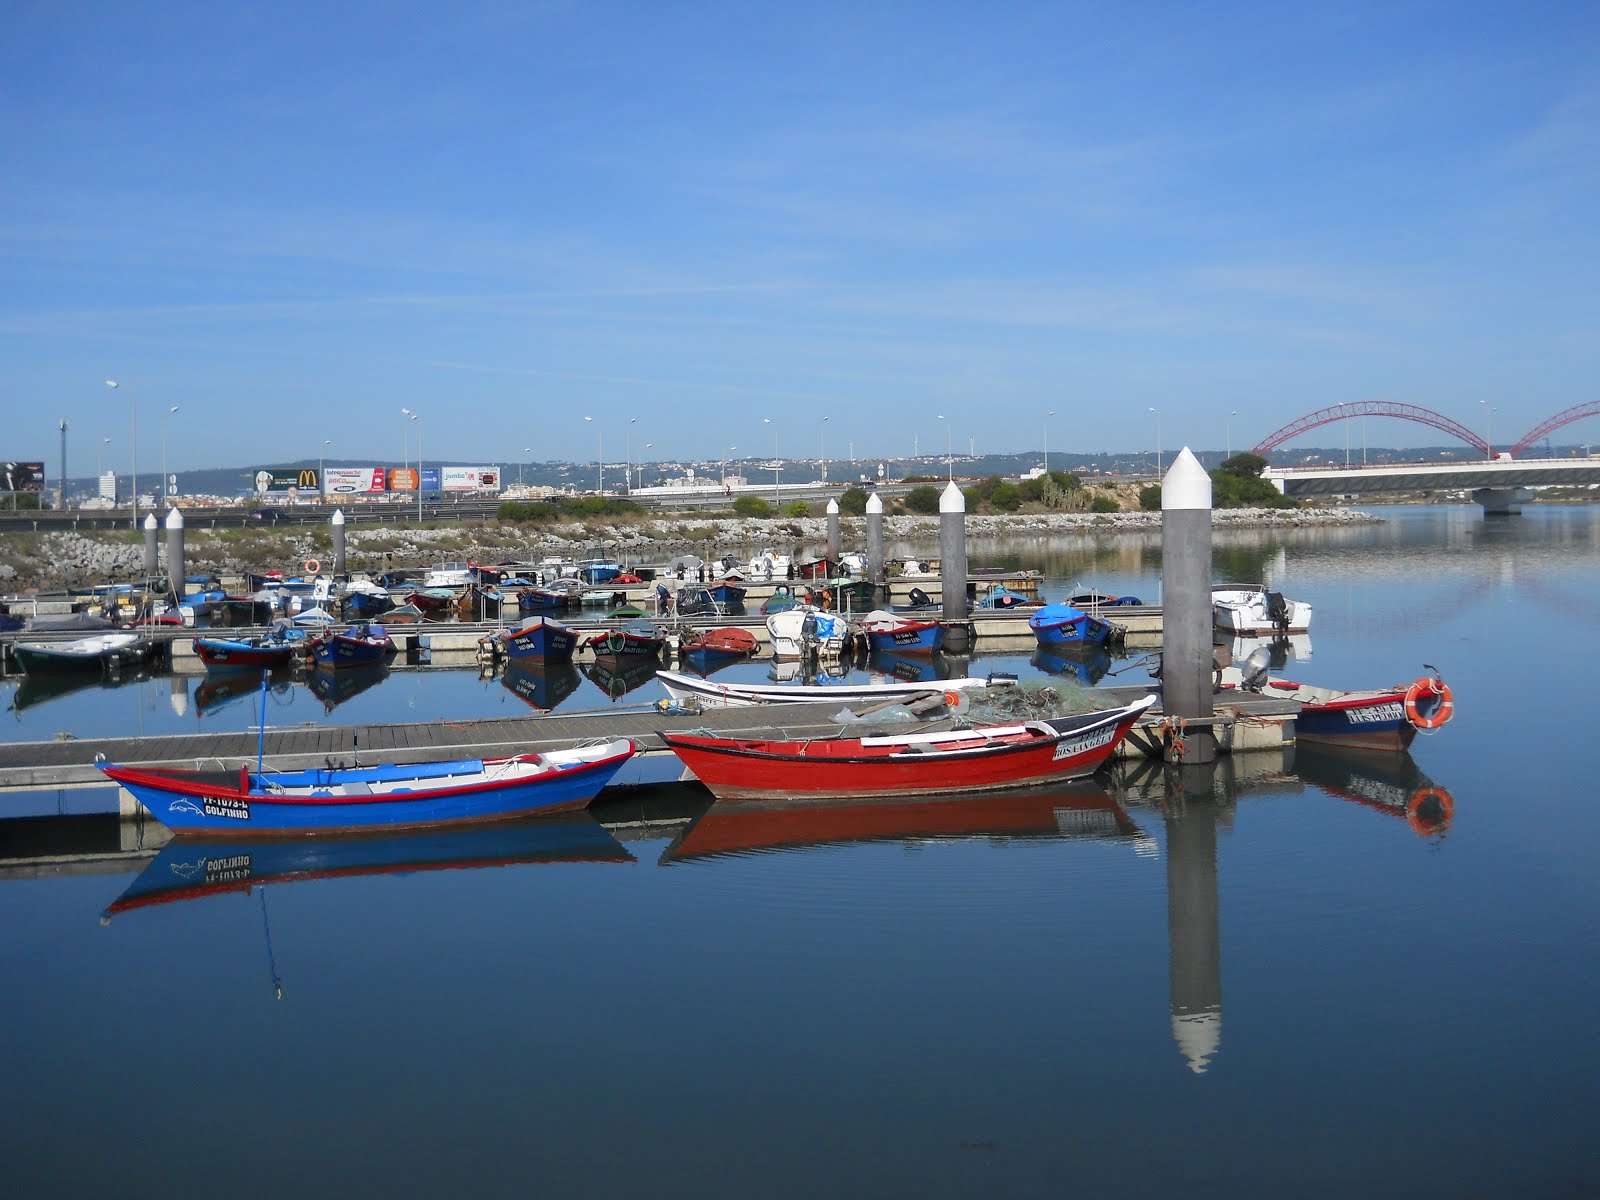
1472 487 1532 516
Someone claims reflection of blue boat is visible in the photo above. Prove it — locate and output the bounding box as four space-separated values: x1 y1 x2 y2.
104 815 635 916
500 661 584 712
1031 644 1112 685
1291 744 1455 838
1029 602 1111 647
307 662 390 711
498 617 578 664
866 649 951 685
195 671 295 717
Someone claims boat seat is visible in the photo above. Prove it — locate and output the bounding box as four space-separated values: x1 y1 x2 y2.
338 781 374 796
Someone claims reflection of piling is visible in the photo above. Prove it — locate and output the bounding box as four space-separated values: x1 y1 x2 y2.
164 507 185 601
143 513 159 580
865 492 885 605
939 481 970 650
332 508 347 578
1161 448 1215 762
1166 761 1222 1075
826 498 840 561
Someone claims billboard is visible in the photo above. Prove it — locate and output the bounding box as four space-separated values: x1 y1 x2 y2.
1 461 46 491
387 467 418 492
254 467 320 494
442 466 502 492
322 467 387 495
419 467 440 493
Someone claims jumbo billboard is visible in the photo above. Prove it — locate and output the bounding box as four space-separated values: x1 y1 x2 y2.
322 467 387 495
441 466 502 492
387 467 418 492
254 467 320 494
1 461 46 491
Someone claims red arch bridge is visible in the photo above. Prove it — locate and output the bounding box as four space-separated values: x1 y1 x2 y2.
1249 400 1600 514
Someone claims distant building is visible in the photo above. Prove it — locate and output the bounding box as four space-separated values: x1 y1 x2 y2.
98 471 117 501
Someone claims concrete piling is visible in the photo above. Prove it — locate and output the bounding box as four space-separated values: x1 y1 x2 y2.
939 481 969 647
825 498 840 561
143 513 159 580
164 507 185 601
332 508 347 577
1160 447 1215 763
864 492 885 604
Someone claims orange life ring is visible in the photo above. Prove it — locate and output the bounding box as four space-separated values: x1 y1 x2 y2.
943 690 962 709
1406 786 1455 835
303 558 321 575
1404 678 1454 730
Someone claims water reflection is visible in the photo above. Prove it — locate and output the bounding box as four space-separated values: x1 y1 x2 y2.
1030 643 1113 685
6 667 163 716
306 663 390 712
194 669 298 718
1291 744 1455 838
662 781 1141 862
103 814 633 918
865 649 952 685
499 661 584 712
581 656 661 701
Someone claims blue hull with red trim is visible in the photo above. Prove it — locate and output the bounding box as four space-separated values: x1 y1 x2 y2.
499 617 578 664
1028 603 1112 648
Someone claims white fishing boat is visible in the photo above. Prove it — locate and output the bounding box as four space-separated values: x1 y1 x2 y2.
656 668 1017 709
1212 585 1312 635
11 632 146 674
766 606 850 658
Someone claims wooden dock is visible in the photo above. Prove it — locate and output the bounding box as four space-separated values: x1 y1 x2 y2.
0 684 1299 795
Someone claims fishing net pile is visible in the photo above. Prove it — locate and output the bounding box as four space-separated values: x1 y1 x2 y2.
962 680 1107 725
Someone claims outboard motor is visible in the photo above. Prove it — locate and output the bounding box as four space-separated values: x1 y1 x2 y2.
908 587 932 608
1265 590 1290 634
800 611 820 662
1241 646 1274 692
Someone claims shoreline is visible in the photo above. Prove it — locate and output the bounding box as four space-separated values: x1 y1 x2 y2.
0 506 1380 594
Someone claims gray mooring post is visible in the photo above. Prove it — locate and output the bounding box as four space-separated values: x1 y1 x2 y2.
142 512 159 580
826 498 840 561
164 506 185 602
1161 447 1215 763
1166 760 1223 1074
864 491 885 605
332 508 347 578
939 481 969 647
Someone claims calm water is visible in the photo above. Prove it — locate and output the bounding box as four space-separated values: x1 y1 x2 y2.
5 506 1599 1197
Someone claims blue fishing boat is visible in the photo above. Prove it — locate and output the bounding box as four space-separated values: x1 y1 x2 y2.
497 616 578 664
584 618 666 660
760 585 801 615
976 583 1038 610
98 740 638 836
518 585 577 613
1028 602 1112 648
104 816 635 916
309 622 395 667
577 550 622 584
194 625 305 672
707 580 747 605
859 610 946 655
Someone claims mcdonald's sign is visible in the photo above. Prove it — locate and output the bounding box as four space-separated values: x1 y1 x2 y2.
254 467 320 494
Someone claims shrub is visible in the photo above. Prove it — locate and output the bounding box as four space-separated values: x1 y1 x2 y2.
1090 494 1121 513
1138 485 1161 511
732 495 772 518
783 502 811 518
903 485 941 515
838 489 870 516
990 482 1022 511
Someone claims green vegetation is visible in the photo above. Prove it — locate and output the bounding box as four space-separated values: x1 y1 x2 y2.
783 502 811 518
838 488 870 516
989 482 1022 511
497 497 644 523
903 485 942 515
1139 485 1162 511
1213 453 1298 509
1089 494 1121 513
732 495 773 518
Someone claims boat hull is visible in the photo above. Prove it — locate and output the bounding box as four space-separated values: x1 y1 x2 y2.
499 618 578 664
662 699 1152 800
863 620 946 655
656 668 1008 708
100 743 636 837
1029 603 1111 648
310 634 393 667
194 638 298 671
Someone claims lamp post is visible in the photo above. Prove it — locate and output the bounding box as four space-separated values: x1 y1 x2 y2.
1227 410 1236 461
820 416 829 485
639 445 652 491
320 439 331 501
937 413 952 481
763 417 779 501
105 380 138 529
1480 400 1496 460
1149 406 1162 476
402 408 422 520
161 405 179 506
626 417 636 494
583 416 603 494
97 436 110 482
723 447 736 488
520 448 530 488
1337 403 1349 467
1044 409 1055 475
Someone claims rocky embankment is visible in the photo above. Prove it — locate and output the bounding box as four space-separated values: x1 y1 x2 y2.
0 506 1380 593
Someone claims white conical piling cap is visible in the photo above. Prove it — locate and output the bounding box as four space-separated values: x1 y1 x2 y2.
939 480 966 513
1161 447 1212 511
866 493 883 514
164 506 184 529
331 508 345 526
143 513 158 531
826 498 839 515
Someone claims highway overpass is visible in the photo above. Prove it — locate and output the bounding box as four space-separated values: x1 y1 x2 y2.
1264 456 1600 513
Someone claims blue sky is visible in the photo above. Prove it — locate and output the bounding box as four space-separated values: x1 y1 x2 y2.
3 1 1598 471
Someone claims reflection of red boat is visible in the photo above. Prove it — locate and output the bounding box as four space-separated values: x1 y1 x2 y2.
1291 744 1456 838
662 695 1155 800
665 783 1137 861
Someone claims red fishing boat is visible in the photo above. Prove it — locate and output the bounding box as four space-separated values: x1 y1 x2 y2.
660 694 1155 801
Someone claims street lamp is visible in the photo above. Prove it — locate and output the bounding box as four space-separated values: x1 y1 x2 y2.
1480 400 1496 460
937 413 952 481
723 446 736 487
584 416 603 494
320 439 331 501
1227 410 1237 461
97 436 110 482
1044 410 1055 475
639 444 652 491
402 408 422 521
1149 406 1162 476
1337 403 1349 467
763 417 779 501
626 417 636 494
520 448 530 488
161 405 179 506
820 416 829 485
105 380 138 530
